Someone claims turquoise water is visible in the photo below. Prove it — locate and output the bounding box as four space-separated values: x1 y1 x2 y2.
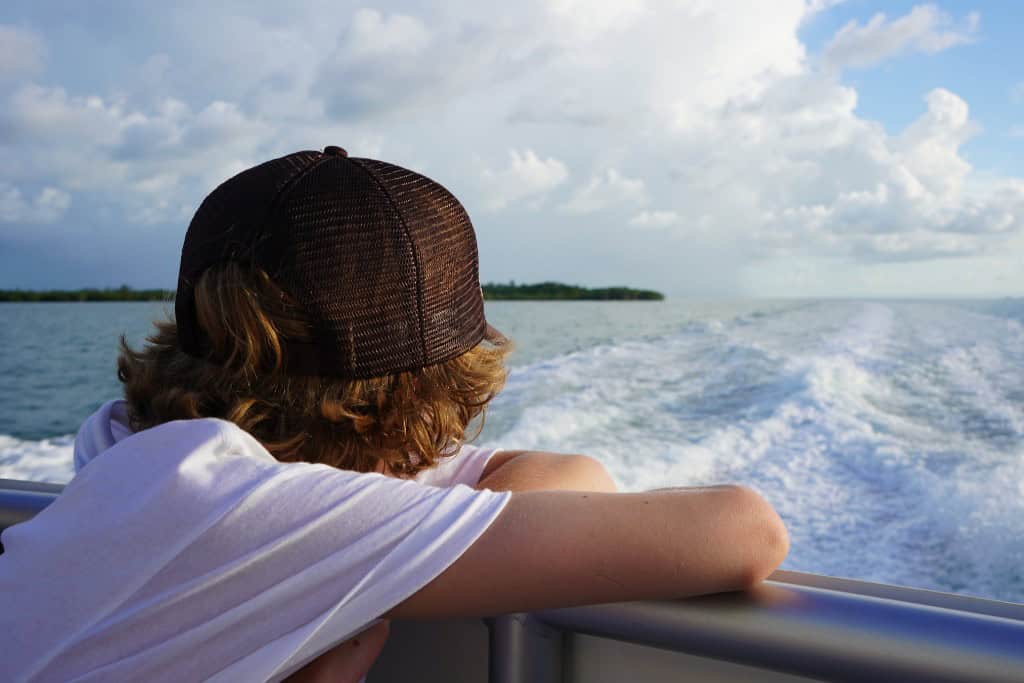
2 299 1023 603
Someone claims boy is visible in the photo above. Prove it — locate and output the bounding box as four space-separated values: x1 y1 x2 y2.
0 147 788 682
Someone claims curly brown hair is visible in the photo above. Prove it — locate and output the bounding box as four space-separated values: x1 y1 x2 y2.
117 262 510 477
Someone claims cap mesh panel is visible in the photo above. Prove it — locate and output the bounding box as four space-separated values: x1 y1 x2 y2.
175 149 487 377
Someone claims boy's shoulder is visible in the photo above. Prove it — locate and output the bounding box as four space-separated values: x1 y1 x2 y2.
65 411 295 517
98 414 275 474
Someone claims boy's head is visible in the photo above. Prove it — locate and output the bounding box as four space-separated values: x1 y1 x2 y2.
119 147 509 476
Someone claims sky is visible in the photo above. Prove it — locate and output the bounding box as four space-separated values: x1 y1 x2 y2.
1 1 1023 297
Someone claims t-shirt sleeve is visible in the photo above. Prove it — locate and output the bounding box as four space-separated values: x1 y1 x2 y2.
414 443 503 488
1 419 511 683
198 456 512 681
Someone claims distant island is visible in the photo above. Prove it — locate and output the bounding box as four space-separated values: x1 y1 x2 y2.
0 282 665 302
0 286 172 302
483 281 663 301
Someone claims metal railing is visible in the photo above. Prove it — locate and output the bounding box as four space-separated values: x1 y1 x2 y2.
3 478 1023 682
514 574 1024 682
0 478 63 534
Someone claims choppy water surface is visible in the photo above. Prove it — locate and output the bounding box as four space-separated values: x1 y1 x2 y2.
2 299 1023 603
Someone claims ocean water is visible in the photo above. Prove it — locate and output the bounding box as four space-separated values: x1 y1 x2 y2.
1 299 1023 604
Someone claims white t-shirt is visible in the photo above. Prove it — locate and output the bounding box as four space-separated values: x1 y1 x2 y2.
0 400 511 682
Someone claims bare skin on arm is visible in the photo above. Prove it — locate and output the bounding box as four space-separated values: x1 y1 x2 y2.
387 483 789 619
476 450 619 493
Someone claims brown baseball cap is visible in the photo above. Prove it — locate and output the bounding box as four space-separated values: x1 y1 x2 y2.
175 145 503 378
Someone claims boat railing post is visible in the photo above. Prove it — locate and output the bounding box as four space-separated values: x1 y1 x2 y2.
485 613 563 683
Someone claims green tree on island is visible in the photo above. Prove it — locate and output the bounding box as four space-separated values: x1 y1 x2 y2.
0 287 174 302
482 281 663 300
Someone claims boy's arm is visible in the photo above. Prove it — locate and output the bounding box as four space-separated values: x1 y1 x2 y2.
386 484 789 619
476 450 617 492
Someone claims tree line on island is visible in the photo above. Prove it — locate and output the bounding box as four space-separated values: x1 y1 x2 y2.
0 285 172 302
482 281 663 300
0 282 664 302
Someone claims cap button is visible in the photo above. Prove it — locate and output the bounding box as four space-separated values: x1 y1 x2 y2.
323 145 348 157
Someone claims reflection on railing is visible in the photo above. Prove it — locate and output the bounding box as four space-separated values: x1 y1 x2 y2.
3 479 1023 683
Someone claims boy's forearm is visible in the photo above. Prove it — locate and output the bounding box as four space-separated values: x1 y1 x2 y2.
475 452 618 493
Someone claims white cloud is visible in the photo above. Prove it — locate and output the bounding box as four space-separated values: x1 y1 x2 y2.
314 8 436 118
0 83 282 225
314 6 524 120
629 210 681 228
184 100 272 150
346 8 430 59
561 169 647 214
0 1 1022 295
824 5 978 70
3 85 123 146
0 25 45 82
894 88 975 197
546 0 648 41
508 92 620 127
0 184 70 224
804 0 845 16
530 0 809 133
747 87 1024 261
480 149 569 210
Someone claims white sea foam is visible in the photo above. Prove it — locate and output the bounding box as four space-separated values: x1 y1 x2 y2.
0 433 75 483
481 301 1024 602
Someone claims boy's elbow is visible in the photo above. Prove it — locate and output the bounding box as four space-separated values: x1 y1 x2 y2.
750 509 789 587
566 454 618 492
724 485 789 588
